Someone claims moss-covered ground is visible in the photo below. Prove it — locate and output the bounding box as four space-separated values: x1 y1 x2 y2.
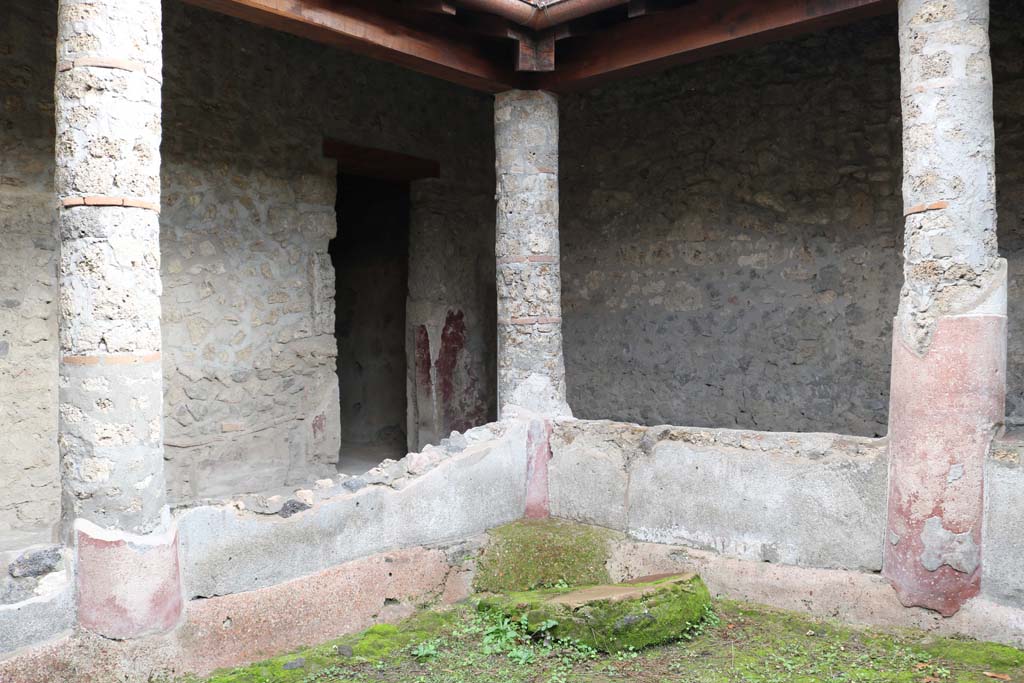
477 573 711 652
195 599 1024 683
473 519 618 593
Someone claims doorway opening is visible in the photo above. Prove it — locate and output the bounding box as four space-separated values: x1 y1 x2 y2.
330 174 410 475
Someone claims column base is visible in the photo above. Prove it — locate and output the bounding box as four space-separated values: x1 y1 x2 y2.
884 314 1005 617
75 518 182 639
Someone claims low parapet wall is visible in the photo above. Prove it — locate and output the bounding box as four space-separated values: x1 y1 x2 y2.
549 419 888 571
3 416 1024 680
985 437 1024 609
0 419 532 665
179 419 530 599
549 418 1024 615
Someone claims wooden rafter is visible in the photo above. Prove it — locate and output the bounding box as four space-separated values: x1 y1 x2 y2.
536 0 896 91
179 0 520 92
404 0 458 15
181 0 897 93
508 30 556 72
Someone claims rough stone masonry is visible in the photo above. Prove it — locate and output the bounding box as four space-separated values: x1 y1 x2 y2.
54 0 183 640
494 90 571 418
54 0 168 537
0 0 499 536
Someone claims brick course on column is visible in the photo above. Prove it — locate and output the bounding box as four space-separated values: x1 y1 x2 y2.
494 90 571 418
55 0 181 637
884 0 1005 616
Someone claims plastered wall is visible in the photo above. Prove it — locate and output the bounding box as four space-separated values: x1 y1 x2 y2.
0 1 60 539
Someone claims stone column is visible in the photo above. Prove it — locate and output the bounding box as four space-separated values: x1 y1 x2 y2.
494 90 571 418
884 0 1005 617
55 0 181 637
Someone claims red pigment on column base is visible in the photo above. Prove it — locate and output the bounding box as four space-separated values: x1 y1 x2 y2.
76 521 183 639
884 315 1005 617
525 419 552 519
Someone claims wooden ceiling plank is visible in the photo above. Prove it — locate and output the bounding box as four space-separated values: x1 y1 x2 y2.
538 0 896 91
179 0 521 92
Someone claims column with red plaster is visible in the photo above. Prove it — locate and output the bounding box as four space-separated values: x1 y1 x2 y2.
884 0 1005 616
494 90 572 419
55 0 182 638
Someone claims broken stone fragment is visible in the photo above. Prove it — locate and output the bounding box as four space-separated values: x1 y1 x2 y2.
465 423 500 443
278 500 311 518
238 494 286 515
404 447 447 476
34 569 68 596
342 477 367 493
281 657 305 670
389 477 413 491
363 459 407 485
0 576 37 605
9 546 62 579
440 432 468 452
477 573 711 652
294 489 314 505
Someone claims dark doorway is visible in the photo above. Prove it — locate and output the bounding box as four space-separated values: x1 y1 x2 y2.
330 174 410 475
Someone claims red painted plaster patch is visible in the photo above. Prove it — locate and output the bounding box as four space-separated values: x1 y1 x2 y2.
437 310 467 407
415 324 432 394
884 315 1005 616
76 525 183 639
525 419 553 519
312 413 327 441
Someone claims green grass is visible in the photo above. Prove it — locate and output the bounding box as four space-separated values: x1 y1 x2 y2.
477 573 711 652
197 599 1024 683
473 519 619 593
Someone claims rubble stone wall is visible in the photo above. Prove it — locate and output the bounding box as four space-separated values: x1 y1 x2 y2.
560 5 1024 436
0 0 497 531
160 2 496 502
0 1 60 538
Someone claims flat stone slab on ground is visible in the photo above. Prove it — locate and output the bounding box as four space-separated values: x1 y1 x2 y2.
479 572 710 652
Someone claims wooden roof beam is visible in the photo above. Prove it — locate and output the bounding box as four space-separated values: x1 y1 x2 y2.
513 32 556 72
179 0 522 92
455 13 557 71
404 0 459 15
537 0 897 91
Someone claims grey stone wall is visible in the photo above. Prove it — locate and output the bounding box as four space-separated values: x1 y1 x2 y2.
0 0 496 527
3 0 1020 531
994 4 1024 427
560 5 1024 436
160 1 496 502
0 1 60 539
